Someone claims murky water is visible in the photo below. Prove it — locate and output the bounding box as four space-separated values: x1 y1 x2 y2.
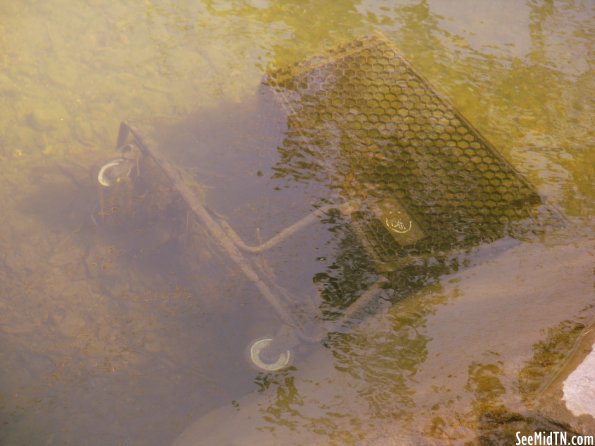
0 1 593 445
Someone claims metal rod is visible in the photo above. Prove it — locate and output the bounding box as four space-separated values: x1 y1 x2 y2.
114 123 388 349
219 203 353 254
330 279 387 330
119 123 305 332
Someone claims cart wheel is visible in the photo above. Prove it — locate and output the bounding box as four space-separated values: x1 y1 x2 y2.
97 159 133 187
248 338 292 372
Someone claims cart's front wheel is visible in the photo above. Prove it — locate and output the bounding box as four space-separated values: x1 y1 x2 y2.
248 338 292 372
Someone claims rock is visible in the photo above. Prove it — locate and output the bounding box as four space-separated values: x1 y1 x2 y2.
536 326 595 435
73 117 95 145
27 108 59 131
563 342 595 418
24 105 71 149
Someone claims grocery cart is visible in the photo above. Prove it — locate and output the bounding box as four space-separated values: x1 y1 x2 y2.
96 35 561 371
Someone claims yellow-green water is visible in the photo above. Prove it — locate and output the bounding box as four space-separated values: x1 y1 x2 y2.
0 1 593 445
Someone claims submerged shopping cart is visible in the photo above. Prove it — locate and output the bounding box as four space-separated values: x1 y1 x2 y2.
96 35 561 371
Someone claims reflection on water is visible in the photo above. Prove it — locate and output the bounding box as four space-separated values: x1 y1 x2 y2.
0 0 593 445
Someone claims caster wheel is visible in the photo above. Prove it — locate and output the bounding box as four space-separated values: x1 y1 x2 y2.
248 338 292 372
97 158 133 187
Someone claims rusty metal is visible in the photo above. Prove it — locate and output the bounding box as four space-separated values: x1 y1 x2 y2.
265 34 560 274
96 35 563 369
